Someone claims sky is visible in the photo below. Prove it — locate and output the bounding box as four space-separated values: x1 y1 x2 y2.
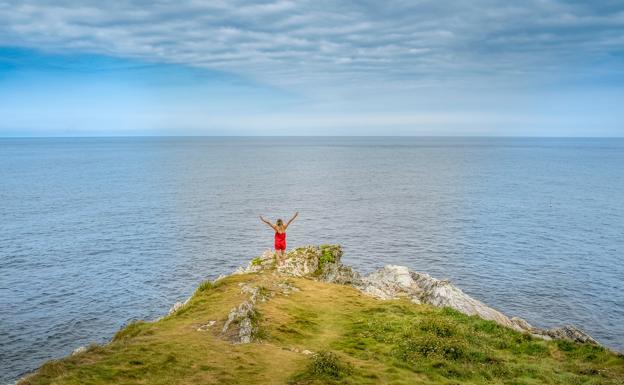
0 0 623 136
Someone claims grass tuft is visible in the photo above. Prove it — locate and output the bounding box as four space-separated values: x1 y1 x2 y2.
112 321 147 342
196 280 214 293
289 351 352 384
309 351 351 378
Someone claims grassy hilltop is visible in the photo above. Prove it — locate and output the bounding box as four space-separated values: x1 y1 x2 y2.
20 247 624 385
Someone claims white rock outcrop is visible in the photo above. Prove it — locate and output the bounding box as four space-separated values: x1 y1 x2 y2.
221 284 260 344
221 300 256 344
71 346 87 356
197 320 216 332
358 265 515 328
167 301 185 316
359 265 422 302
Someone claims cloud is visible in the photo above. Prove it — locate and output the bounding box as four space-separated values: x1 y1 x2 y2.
1 0 622 90
1 1 623 136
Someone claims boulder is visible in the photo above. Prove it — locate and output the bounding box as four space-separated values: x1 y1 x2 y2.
242 250 275 274
276 246 322 276
197 320 216 332
410 271 516 328
545 325 599 345
358 265 422 302
221 300 256 344
71 346 87 356
167 301 184 316
243 245 360 284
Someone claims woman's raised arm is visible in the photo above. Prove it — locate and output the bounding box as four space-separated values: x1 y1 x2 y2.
285 211 299 229
259 215 277 231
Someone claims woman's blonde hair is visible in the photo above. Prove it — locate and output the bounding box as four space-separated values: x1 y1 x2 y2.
276 218 284 231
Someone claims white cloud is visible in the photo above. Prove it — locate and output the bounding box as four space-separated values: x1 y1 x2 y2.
1 0 623 136
1 0 622 90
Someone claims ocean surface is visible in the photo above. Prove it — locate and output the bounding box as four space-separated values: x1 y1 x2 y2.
1 137 623 383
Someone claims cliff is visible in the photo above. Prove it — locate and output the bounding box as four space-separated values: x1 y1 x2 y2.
18 245 624 385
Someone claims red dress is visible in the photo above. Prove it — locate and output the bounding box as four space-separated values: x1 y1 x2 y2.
274 232 286 251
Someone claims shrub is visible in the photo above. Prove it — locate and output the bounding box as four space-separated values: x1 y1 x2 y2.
319 245 336 264
394 335 466 362
419 317 457 338
308 351 352 379
196 280 214 293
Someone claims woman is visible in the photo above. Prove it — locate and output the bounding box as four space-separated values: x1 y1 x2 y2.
259 212 298 263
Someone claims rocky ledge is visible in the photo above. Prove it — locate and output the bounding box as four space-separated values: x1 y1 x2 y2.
236 245 598 346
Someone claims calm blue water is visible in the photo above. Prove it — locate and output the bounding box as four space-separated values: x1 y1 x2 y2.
1 137 623 383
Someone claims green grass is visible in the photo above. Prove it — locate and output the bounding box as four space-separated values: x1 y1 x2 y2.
19 272 624 385
193 280 215 296
327 304 623 384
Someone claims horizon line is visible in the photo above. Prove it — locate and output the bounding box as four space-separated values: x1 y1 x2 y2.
2 134 624 139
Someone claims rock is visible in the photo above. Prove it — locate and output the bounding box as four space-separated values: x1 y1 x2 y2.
358 265 422 302
221 283 262 344
510 319 599 343
275 245 362 285
234 245 360 285
511 316 533 331
71 346 87 356
166 295 193 317
361 267 598 345
276 246 322 276
221 300 256 343
240 283 259 298
509 317 553 339
237 317 253 344
197 320 216 332
277 282 300 294
545 325 599 345
288 347 314 355
409 271 515 328
243 250 276 273
358 265 517 329
168 301 184 316
317 262 362 285
214 274 227 282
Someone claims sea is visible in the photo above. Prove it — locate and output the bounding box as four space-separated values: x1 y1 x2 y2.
1 137 623 383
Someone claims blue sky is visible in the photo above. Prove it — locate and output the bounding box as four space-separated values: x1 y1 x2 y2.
0 0 623 136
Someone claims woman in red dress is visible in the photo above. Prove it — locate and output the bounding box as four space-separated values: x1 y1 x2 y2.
260 212 298 264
